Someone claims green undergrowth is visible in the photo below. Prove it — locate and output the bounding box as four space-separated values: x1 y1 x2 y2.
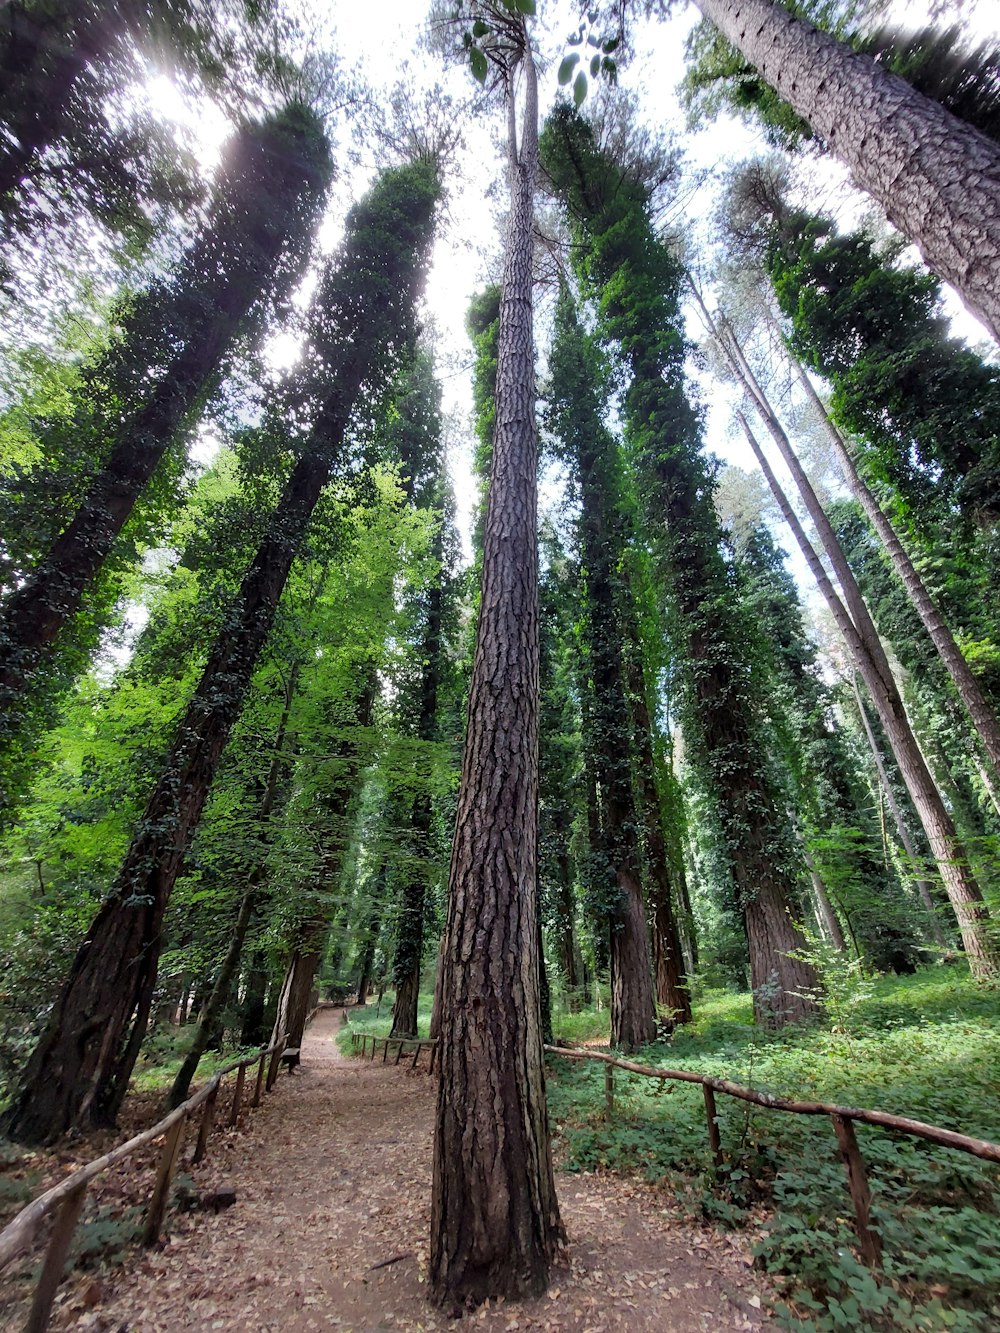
546 966 1000 1332
128 1024 251 1095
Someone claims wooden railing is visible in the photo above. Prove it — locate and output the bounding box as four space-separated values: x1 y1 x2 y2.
0 1036 295 1333
350 1031 437 1072
545 1045 1000 1269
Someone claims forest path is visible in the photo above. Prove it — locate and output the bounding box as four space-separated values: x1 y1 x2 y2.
73 1010 772 1332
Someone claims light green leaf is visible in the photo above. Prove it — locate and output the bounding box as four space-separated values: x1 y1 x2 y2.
514 0 536 13
558 52 580 85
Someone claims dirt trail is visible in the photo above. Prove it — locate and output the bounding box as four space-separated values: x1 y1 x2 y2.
61 1010 772 1331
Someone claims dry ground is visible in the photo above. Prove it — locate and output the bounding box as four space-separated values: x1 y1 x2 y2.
9 1010 774 1331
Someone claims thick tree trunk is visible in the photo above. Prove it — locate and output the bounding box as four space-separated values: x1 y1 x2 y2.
1 167 440 1144
695 0 1000 341
0 108 330 760
272 947 322 1064
739 412 995 974
430 44 562 1309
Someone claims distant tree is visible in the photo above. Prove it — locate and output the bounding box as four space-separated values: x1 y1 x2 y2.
541 103 818 1026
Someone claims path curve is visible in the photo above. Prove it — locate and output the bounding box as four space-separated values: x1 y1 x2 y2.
63 1010 771 1331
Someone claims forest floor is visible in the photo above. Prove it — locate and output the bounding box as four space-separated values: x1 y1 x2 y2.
15 1007 774 1332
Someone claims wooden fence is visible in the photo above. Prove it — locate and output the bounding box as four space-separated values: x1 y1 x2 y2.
545 1044 1000 1269
349 1031 437 1072
0 1035 295 1333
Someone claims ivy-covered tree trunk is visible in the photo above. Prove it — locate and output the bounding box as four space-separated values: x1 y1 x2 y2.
1 161 441 1145
548 287 655 1052
694 0 1000 341
622 620 691 1027
0 105 332 798
430 25 562 1307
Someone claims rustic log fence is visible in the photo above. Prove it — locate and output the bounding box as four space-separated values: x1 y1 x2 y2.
0 1035 296 1332
349 1030 437 1072
545 1045 1000 1270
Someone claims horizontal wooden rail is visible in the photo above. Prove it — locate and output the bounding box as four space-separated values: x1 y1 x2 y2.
545 1044 1000 1270
0 1035 291 1332
350 1031 437 1073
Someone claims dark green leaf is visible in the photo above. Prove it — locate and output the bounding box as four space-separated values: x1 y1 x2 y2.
470 46 488 83
602 37 619 53
514 0 536 13
472 19 489 37
558 53 580 86
590 54 600 78
573 69 587 107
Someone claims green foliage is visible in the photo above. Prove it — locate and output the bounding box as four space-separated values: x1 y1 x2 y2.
548 968 1000 1331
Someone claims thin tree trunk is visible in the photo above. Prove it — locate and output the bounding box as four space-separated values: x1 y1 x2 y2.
239 954 269 1048
784 331 1000 789
701 290 993 968
851 680 949 948
738 410 993 971
430 39 562 1308
1 165 440 1145
806 858 847 952
694 0 1000 341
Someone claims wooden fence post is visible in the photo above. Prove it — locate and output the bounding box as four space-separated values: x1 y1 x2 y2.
604 1064 615 1121
411 1043 421 1071
252 1052 267 1107
703 1084 724 1169
429 1041 437 1074
24 1180 88 1333
193 1085 219 1166
143 1114 187 1246
265 1042 283 1091
228 1064 246 1128
831 1113 882 1268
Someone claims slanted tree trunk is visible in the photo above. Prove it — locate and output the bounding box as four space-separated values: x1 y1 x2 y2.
694 0 1000 341
852 682 949 949
782 330 1000 790
738 410 994 973
1 162 441 1145
715 306 994 971
430 30 562 1309
806 859 847 952
0 105 331 774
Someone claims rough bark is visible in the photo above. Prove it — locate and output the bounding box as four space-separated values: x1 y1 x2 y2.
0 107 331 759
429 38 562 1309
1 165 439 1144
739 411 994 974
695 0 1000 341
272 948 322 1063
239 954 269 1048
